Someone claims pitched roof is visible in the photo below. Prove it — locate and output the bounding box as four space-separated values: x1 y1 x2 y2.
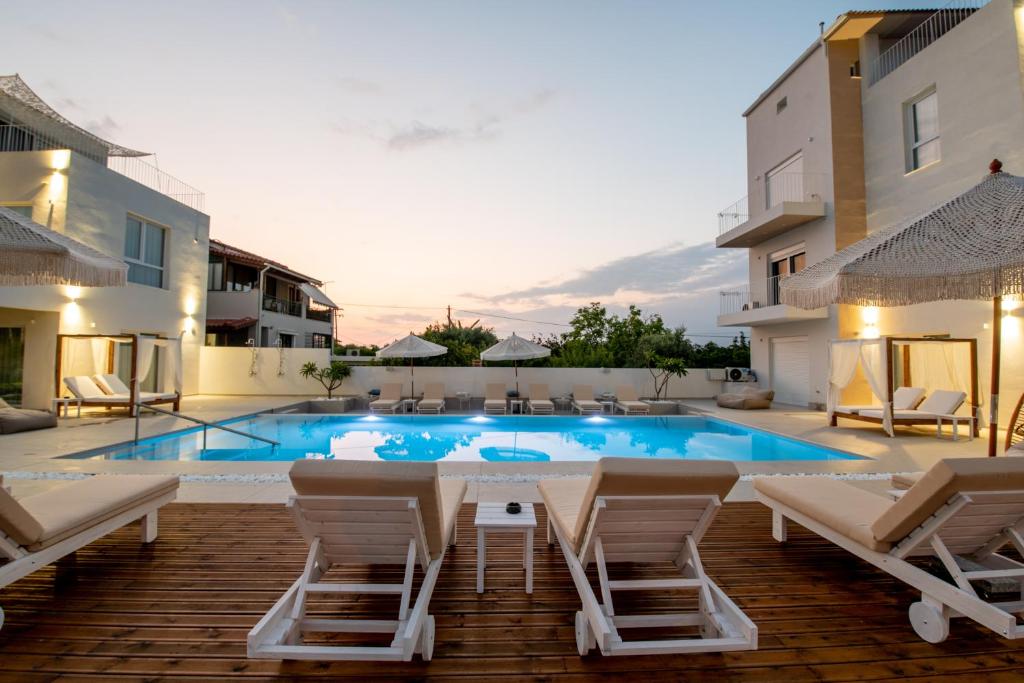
208 238 322 285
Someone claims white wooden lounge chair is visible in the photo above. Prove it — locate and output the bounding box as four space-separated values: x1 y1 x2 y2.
93 373 179 402
833 386 925 418
528 383 554 415
370 382 403 414
614 386 649 415
571 385 603 415
756 458 1024 643
417 383 445 414
0 473 179 630
538 458 757 656
483 383 507 415
248 460 467 662
64 375 180 414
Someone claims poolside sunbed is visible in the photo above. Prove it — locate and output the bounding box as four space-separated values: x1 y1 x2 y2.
614 386 649 415
1 473 179 631
484 383 507 415
417 383 445 414
369 382 403 414
833 389 976 438
833 386 925 418
538 458 757 656
528 383 554 415
248 460 467 661
756 458 1024 643
571 385 603 415
63 375 180 415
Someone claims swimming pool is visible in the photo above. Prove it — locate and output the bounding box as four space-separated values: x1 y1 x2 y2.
65 414 859 462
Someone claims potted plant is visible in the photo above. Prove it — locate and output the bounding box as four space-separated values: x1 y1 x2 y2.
645 355 688 415
300 360 352 399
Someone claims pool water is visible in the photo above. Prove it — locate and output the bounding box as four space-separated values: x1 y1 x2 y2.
65 414 859 462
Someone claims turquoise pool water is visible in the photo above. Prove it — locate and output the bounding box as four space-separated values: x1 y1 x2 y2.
64 414 858 462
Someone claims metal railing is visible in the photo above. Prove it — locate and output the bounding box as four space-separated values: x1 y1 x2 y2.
0 123 205 212
718 172 828 236
263 294 302 317
719 275 788 315
134 402 279 452
869 0 988 85
305 306 332 322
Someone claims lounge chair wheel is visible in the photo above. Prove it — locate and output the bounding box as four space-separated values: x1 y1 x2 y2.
420 615 435 661
909 601 949 643
574 610 593 655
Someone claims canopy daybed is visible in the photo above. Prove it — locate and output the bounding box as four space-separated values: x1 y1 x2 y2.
827 336 979 439
55 334 182 417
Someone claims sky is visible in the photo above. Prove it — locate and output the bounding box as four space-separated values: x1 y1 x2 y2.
4 0 927 347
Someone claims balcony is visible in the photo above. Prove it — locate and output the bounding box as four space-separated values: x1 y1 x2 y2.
262 295 302 317
305 306 332 323
716 172 827 248
718 275 829 327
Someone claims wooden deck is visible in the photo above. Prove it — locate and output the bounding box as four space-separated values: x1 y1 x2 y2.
2 501 1024 681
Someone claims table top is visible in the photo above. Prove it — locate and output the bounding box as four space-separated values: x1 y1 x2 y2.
475 502 537 528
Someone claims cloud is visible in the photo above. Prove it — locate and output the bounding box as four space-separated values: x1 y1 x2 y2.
85 115 121 139
337 77 383 95
386 119 498 150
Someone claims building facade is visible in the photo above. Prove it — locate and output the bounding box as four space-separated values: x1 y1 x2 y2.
717 0 1024 425
206 239 337 349
0 75 210 410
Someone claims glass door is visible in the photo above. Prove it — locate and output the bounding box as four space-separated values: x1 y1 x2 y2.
0 327 25 406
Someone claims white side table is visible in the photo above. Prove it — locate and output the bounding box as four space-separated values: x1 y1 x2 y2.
936 414 974 441
401 398 418 414
509 399 524 414
475 502 536 594
51 397 81 418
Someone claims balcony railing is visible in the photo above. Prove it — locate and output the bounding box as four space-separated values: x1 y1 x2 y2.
305 306 332 323
717 172 828 236
869 0 988 85
720 275 788 315
263 295 302 317
0 123 205 212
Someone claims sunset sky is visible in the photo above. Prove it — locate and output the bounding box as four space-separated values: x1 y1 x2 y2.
5 0 923 346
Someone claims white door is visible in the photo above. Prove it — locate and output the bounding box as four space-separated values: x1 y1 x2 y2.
770 336 810 406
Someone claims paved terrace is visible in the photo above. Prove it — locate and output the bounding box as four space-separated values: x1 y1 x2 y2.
0 395 995 504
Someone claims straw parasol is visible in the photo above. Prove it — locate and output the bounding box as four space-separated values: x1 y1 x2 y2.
0 206 127 287
480 333 551 393
375 333 447 398
780 160 1024 456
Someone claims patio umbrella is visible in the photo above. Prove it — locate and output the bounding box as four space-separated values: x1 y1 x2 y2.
0 206 127 287
479 333 551 393
780 160 1024 456
375 333 447 398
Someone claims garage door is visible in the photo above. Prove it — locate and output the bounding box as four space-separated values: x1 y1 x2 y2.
770 336 809 406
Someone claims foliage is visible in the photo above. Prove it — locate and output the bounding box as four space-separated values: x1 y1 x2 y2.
647 357 689 401
333 342 379 357
299 360 352 398
415 319 499 367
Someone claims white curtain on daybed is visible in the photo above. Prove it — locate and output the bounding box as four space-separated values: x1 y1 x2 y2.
908 341 982 425
62 335 182 396
827 339 893 436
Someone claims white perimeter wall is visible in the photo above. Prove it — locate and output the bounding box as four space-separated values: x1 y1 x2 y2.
198 347 725 399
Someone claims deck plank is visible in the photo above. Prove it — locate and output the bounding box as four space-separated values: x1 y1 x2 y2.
1 501 1023 679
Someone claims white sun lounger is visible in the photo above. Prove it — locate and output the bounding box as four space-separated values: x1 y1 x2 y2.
417 383 445 414
370 382 403 414
835 389 974 438
484 383 507 415
756 458 1024 643
0 473 179 630
64 375 180 414
248 460 467 662
833 386 925 417
538 458 757 656
614 386 649 415
528 383 554 415
571 385 603 415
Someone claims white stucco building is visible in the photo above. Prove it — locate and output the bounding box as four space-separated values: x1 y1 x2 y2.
716 0 1024 427
0 75 210 410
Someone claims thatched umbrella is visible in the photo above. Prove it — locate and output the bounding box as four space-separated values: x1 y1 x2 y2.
781 160 1024 456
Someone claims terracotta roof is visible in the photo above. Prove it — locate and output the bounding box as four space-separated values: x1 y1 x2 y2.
208 239 322 285
205 317 258 331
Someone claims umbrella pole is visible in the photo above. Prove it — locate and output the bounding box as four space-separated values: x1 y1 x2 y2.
410 359 415 400
515 361 519 395
989 295 1002 457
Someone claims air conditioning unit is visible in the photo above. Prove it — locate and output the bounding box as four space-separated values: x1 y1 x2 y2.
725 367 756 382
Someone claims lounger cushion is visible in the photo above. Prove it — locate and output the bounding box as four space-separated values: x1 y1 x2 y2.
834 405 878 415
289 460 464 559
858 409 943 420
893 387 926 410
754 476 894 552
918 390 966 416
891 472 923 490
418 399 444 410
528 385 550 400
530 399 554 411
0 475 179 550
537 477 591 550
616 387 641 402
378 384 402 401
370 398 399 410
617 400 649 412
871 458 1024 543
64 376 107 399
421 383 445 400
0 407 57 434
94 373 131 395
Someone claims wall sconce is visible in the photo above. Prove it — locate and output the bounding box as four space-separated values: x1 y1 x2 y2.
861 306 880 325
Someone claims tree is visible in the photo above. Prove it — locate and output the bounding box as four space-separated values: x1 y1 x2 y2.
648 357 689 400
418 319 499 366
300 360 352 398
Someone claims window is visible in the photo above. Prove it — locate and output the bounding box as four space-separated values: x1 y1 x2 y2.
1 204 33 220
226 262 258 291
765 153 803 209
776 97 787 114
769 247 806 306
907 89 940 171
278 333 294 348
0 327 24 407
850 60 861 79
310 333 331 349
124 216 166 287
208 256 225 291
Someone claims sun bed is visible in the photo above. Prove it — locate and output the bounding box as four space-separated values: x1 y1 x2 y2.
369 382 403 414
834 386 925 418
0 473 179 631
571 385 603 415
248 460 467 662
0 397 56 434
484 383 507 415
614 386 649 415
538 457 757 656
417 383 445 414
93 373 178 402
755 458 1024 643
833 389 975 438
528 383 554 415
63 375 180 415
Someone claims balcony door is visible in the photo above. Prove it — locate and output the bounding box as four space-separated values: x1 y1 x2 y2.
0 327 24 406
769 248 806 306
766 153 803 209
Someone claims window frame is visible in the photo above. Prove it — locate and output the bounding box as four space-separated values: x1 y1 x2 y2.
905 87 940 173
1 203 34 220
124 214 169 288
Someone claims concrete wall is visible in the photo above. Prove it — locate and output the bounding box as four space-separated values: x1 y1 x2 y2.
197 347 726 399
0 308 59 409
0 150 210 407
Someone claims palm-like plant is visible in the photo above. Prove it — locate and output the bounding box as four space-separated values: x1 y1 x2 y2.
300 361 352 398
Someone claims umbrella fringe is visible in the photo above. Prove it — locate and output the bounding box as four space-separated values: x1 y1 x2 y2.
0 252 127 287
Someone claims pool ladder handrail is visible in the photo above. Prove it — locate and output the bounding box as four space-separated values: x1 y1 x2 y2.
133 402 280 452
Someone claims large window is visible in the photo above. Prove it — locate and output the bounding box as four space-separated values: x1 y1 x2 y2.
208 256 225 291
907 89 940 172
226 262 258 292
124 216 166 287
